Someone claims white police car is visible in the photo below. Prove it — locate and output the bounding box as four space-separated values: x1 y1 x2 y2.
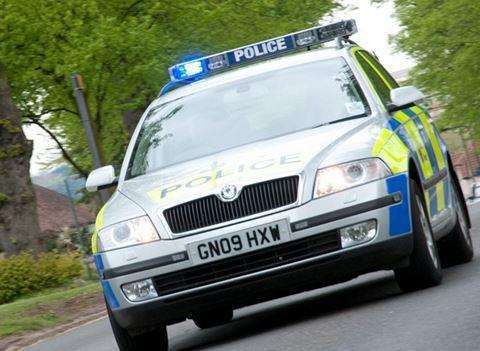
86 20 473 351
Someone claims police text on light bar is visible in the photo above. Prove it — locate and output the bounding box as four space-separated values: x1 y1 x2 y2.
168 19 357 84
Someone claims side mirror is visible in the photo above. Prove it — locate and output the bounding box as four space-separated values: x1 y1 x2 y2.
86 165 118 192
473 184 480 199
388 86 426 112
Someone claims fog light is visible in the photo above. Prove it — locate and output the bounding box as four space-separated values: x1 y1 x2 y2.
339 220 377 248
122 279 158 302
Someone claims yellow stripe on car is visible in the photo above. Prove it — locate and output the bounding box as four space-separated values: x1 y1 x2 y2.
392 111 410 124
92 205 107 254
411 106 446 170
397 111 434 180
349 47 388 109
436 181 446 212
357 51 394 89
372 128 409 174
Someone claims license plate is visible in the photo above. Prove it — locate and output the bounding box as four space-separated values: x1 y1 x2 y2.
187 220 291 265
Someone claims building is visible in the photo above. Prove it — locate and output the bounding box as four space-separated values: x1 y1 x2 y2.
34 185 95 235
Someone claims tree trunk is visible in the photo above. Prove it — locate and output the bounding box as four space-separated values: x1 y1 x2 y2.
0 67 42 256
123 106 145 137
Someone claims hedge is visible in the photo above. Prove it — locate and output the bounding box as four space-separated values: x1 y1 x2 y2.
0 252 83 304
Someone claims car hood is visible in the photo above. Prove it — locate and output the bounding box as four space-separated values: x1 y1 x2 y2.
119 117 378 213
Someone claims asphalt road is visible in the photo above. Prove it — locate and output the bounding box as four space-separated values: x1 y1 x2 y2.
27 202 480 351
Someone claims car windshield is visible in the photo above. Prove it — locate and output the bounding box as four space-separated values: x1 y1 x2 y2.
127 57 370 178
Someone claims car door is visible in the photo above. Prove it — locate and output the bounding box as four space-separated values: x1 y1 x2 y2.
352 48 451 226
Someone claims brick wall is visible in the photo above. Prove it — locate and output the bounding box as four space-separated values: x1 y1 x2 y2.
450 142 480 179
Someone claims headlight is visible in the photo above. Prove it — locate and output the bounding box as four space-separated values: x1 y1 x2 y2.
98 216 159 252
313 158 391 199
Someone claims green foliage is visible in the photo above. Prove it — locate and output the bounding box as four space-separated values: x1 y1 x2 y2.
0 252 83 304
0 0 338 172
0 144 24 160
389 0 480 138
0 192 9 203
0 314 59 337
0 119 21 133
0 281 100 336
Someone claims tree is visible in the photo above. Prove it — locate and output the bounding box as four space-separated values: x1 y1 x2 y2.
0 66 42 256
386 0 480 139
0 0 338 175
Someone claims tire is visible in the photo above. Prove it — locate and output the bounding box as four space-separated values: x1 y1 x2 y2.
106 300 168 351
193 308 233 329
439 180 474 266
394 180 442 292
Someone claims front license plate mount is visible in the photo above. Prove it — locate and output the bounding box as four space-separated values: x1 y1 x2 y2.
187 220 291 265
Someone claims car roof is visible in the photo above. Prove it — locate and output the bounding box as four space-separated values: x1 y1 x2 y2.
153 45 355 105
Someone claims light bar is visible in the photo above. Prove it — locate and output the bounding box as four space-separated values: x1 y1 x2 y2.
168 19 357 83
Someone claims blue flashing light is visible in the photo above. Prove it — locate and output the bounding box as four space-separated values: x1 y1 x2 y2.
167 19 357 85
181 60 204 77
170 59 208 82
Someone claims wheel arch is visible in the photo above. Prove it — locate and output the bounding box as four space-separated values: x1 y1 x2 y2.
446 152 472 228
408 157 423 193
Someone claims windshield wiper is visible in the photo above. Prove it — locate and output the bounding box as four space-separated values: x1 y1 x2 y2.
311 113 369 129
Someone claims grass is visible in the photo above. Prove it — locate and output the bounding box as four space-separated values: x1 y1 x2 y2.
0 281 101 337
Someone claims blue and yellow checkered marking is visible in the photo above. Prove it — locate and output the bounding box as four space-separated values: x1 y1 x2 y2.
444 178 451 208
426 187 438 217
384 108 450 222
412 105 446 171
93 254 104 278
424 177 450 218
403 108 440 174
102 280 120 310
352 45 450 223
386 173 412 236
386 117 401 131
392 121 425 181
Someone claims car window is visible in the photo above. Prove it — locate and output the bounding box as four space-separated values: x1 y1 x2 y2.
127 57 370 178
360 51 399 89
354 50 398 107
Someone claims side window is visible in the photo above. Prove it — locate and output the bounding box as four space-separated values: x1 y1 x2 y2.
354 50 399 107
361 51 399 90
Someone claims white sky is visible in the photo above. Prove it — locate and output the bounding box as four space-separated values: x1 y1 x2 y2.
24 123 61 175
26 0 414 176
328 0 414 71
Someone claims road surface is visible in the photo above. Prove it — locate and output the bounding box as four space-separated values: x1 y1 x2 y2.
27 203 480 351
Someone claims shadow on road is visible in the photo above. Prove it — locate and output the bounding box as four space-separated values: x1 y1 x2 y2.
171 251 476 351
170 203 480 351
171 273 401 351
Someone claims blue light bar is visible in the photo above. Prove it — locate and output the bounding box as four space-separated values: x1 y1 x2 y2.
170 59 207 81
168 19 357 84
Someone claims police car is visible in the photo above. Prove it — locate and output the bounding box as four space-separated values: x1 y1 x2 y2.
86 20 473 351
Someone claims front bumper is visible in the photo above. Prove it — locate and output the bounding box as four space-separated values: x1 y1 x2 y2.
97 173 413 329
113 235 412 329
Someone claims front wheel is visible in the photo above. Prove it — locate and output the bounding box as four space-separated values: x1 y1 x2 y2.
106 300 168 351
394 180 442 292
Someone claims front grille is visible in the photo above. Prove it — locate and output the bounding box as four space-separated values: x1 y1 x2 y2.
152 230 340 297
164 176 299 233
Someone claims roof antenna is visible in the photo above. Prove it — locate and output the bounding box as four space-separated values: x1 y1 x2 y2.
335 37 344 49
